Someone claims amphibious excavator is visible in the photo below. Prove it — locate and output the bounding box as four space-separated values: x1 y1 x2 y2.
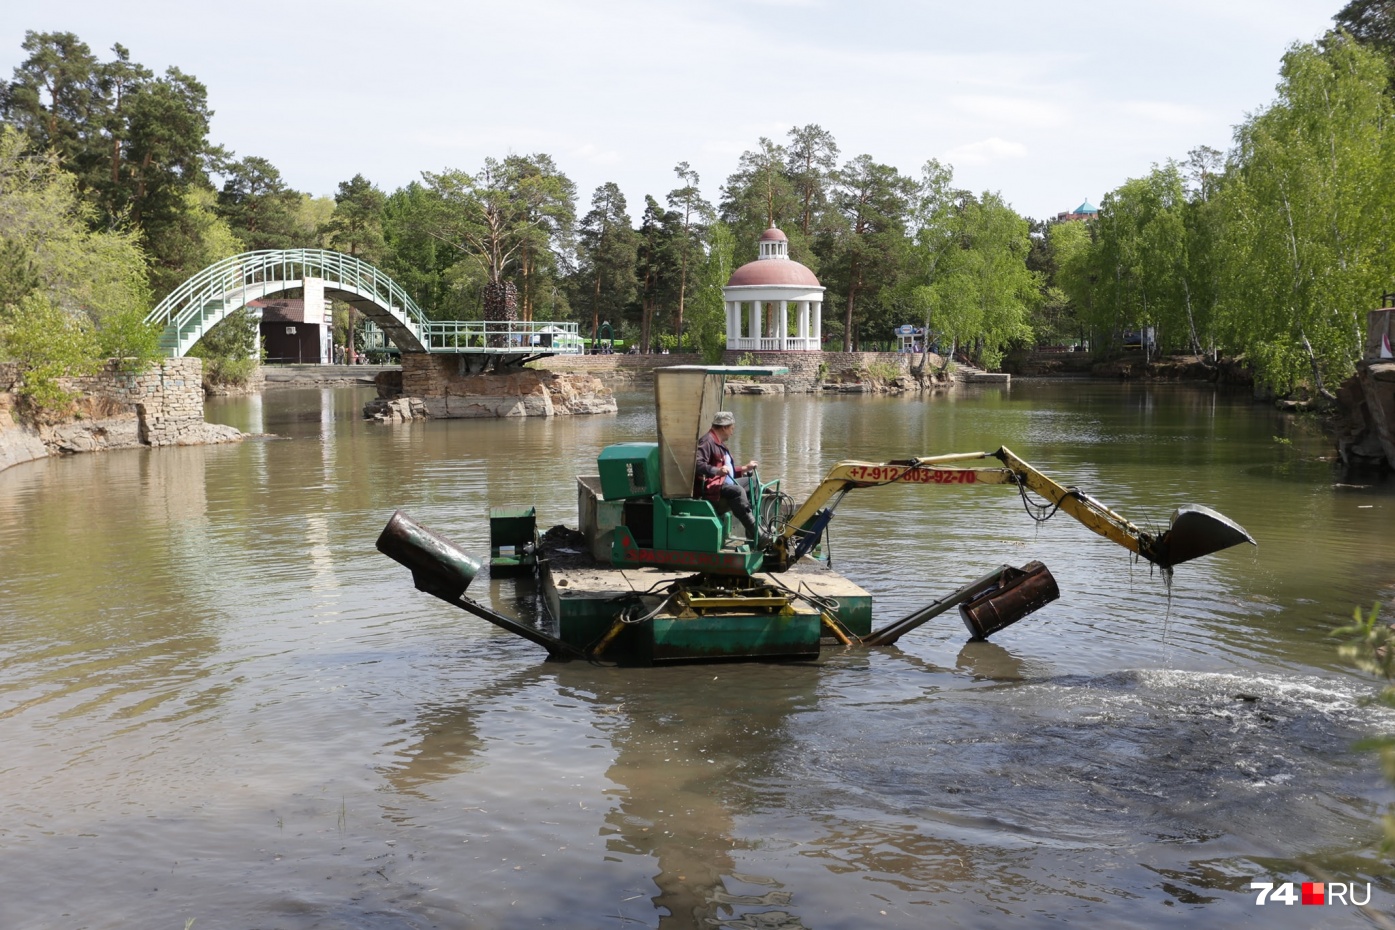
378 366 1254 664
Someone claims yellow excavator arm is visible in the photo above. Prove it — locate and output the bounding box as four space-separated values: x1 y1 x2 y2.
768 446 1253 572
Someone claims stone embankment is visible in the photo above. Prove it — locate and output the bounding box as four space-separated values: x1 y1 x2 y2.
540 350 964 394
1332 360 1395 469
1331 310 1395 471
261 364 387 390
365 354 617 422
531 353 703 386
1005 348 1253 385
364 349 988 421
0 358 243 473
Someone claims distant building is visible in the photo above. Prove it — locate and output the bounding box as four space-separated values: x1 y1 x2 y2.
1055 199 1099 223
722 227 825 351
250 298 331 364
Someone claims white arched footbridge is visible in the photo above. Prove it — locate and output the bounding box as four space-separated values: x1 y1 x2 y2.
146 250 582 359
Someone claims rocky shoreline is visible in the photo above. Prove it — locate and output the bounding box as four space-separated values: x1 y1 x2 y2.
0 358 244 474
365 365 617 422
1331 359 1395 471
1005 349 1256 385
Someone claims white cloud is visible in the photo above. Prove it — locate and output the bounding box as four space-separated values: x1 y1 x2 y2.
571 144 623 167
948 95 1070 131
943 138 1030 166
1120 101 1214 126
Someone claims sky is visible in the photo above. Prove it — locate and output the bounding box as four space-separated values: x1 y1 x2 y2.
0 0 1347 223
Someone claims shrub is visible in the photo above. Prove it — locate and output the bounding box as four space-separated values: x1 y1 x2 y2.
0 292 101 414
189 308 261 386
1337 604 1395 850
865 361 901 381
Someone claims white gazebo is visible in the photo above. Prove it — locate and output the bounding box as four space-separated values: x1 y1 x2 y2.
723 227 824 351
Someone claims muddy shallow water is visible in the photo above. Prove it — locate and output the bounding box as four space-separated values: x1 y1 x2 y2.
1 381 1392 929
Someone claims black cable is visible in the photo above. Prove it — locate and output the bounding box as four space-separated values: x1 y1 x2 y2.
1016 475 1067 523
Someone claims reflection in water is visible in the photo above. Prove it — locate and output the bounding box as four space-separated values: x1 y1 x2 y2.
2 383 1394 928
589 665 811 930
954 639 1028 681
381 661 815 928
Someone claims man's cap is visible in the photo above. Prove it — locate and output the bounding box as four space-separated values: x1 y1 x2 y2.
712 411 735 427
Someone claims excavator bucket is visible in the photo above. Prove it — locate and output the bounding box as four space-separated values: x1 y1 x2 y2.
1150 504 1255 568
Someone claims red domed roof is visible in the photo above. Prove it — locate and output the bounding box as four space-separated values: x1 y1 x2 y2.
758 227 788 242
726 258 821 288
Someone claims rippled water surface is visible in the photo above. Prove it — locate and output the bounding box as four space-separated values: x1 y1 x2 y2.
2 380 1393 929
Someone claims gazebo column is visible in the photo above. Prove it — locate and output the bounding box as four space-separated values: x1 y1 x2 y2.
777 300 788 348
725 301 737 347
748 300 761 348
797 301 809 347
811 301 822 346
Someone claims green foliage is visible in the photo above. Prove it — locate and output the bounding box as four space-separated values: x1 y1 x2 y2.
1214 38 1395 393
0 236 41 306
635 195 678 351
1336 603 1395 848
864 360 901 381
687 222 736 362
188 307 259 385
381 181 477 320
1333 1 1395 64
322 173 385 260
1039 38 1394 391
505 154 576 322
721 136 797 247
217 156 303 250
903 162 1037 368
0 128 151 324
0 33 220 297
411 155 574 326
0 292 101 411
0 32 104 187
144 187 241 299
577 181 638 340
1086 164 1200 355
295 194 335 249
0 127 157 385
785 125 840 239
8 28 1394 393
826 154 916 350
666 161 714 349
95 304 160 369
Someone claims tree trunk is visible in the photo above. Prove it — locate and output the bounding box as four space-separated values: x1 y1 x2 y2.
484 281 517 349
844 255 861 352
1301 332 1337 401
591 270 602 347
520 246 533 322
676 252 688 352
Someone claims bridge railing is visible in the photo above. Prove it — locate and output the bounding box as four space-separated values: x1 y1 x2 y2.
149 249 585 358
421 320 584 354
146 249 429 334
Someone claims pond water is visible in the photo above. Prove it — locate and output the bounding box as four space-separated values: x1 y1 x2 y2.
1 380 1392 929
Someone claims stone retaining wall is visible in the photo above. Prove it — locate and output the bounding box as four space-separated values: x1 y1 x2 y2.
368 354 617 420
261 363 386 389
717 350 926 392
540 349 944 392
68 358 208 446
531 353 703 372
0 358 242 473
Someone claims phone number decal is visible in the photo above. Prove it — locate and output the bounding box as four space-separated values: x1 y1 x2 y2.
847 466 977 484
